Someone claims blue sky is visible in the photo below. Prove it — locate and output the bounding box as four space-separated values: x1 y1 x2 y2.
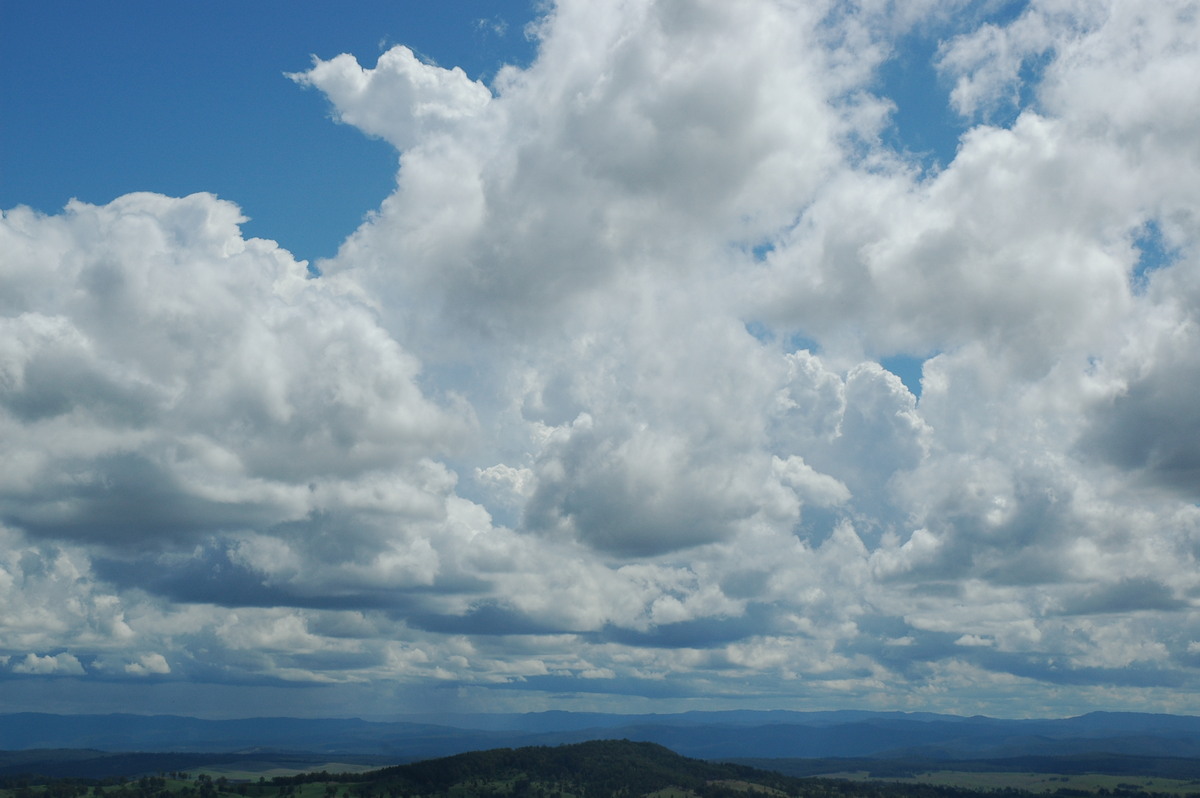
2 0 1200 720
2 1 538 262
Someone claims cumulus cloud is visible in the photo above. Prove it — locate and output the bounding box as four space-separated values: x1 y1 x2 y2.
13 652 86 676
288 46 492 152
2 0 1200 715
125 653 171 676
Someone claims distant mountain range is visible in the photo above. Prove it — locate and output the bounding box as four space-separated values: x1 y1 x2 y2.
2 709 1199 765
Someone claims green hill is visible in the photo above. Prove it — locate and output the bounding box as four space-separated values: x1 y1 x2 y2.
361 739 781 796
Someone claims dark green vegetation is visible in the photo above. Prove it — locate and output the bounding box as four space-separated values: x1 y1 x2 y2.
0 753 391 782
2 741 1200 798
732 756 1200 781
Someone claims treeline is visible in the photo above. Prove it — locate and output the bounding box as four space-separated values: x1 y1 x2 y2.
733 756 1200 781
0 753 266 782
3 775 175 798
1 772 236 798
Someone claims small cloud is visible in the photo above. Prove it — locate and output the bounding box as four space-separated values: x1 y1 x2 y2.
126 653 171 676
774 455 851 507
955 634 994 647
476 17 508 37
476 463 535 499
12 652 85 675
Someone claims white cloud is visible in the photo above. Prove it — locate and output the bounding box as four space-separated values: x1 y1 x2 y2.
13 652 85 676
125 653 171 676
955 634 995 647
289 46 492 152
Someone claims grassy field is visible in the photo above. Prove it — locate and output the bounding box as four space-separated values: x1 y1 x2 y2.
190 764 383 781
826 770 1200 795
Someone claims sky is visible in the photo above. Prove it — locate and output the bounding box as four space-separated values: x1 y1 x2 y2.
1 0 1198 720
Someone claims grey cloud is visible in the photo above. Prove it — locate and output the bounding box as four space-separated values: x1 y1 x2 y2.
6 452 276 546
594 604 779 650
888 457 1084 586
282 648 390 674
977 651 1189 689
1079 337 1200 497
93 549 334 610
838 625 964 676
493 673 728 701
523 430 759 557
92 530 497 614
408 602 570 636
1058 578 1189 616
842 614 1190 691
0 317 158 427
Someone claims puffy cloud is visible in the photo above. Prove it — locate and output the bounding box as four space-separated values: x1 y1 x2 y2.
13 652 85 676
0 194 481 584
125 653 171 676
289 46 492 152
1077 295 1200 496
305 0 874 355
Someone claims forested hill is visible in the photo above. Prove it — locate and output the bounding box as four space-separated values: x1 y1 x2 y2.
277 739 988 798
343 739 769 796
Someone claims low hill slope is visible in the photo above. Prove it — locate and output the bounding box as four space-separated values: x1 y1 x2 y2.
302 739 783 796
281 740 984 798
